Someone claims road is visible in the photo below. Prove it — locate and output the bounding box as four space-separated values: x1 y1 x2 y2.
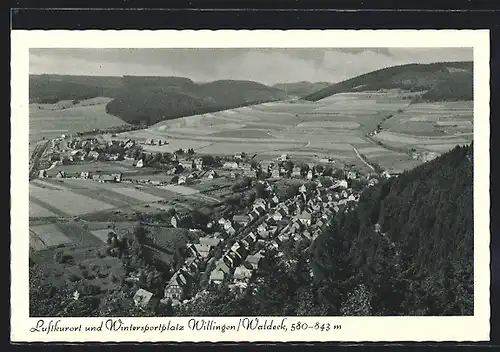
29 139 51 180
351 145 375 172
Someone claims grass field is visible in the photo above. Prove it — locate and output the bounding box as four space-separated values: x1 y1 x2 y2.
29 97 127 146
30 245 125 296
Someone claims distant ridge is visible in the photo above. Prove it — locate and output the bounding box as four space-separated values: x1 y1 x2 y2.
29 74 287 126
272 81 332 97
303 61 473 102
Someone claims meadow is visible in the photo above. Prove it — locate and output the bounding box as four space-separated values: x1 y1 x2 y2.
119 92 423 171
29 97 128 147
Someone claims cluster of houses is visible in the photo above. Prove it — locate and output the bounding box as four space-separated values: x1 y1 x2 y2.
47 136 138 165
129 168 382 310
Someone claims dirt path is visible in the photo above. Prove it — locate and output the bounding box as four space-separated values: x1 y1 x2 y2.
351 145 375 172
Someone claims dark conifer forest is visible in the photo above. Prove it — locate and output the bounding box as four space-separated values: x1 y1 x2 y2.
175 144 473 316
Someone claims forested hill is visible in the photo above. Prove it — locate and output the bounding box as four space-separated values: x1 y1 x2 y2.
29 74 287 126
313 143 473 316
173 144 474 317
303 61 473 102
272 81 331 97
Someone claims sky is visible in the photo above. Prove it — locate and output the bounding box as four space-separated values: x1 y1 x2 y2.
29 48 473 86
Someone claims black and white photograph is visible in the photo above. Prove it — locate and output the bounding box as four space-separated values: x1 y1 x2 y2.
11 30 490 342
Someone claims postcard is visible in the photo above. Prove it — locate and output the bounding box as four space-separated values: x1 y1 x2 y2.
11 29 490 342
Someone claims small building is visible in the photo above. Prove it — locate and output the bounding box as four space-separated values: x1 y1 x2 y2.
307 170 314 180
233 214 250 227
133 288 154 310
292 167 302 177
209 270 225 284
164 272 187 301
171 214 191 228
179 160 193 170
56 171 66 178
136 159 144 168
223 162 239 170
199 236 221 248
234 152 244 160
178 175 187 185
193 244 211 259
80 171 90 179
299 184 307 193
298 212 312 226
246 253 263 270
207 170 218 179
234 266 253 281
216 259 231 275
38 170 47 178
194 158 204 170
271 169 280 179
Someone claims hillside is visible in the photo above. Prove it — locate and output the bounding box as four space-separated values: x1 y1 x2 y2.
304 61 473 102
272 81 331 97
29 75 287 126
175 144 473 317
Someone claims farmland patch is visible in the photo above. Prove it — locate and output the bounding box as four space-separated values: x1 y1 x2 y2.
158 184 200 195
30 184 116 216
107 187 164 203
30 224 72 249
29 202 58 218
56 223 105 247
296 121 360 129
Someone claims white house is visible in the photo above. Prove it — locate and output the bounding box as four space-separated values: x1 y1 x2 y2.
136 159 144 168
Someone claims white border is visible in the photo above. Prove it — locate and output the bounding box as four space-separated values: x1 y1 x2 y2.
11 30 490 342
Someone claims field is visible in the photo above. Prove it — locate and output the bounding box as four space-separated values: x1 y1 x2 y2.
29 97 127 148
118 93 421 171
30 245 126 295
372 101 473 153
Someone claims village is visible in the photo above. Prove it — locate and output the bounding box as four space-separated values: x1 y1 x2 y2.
34 133 387 312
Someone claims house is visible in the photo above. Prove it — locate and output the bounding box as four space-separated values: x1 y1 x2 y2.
99 174 116 183
133 288 154 309
271 169 280 179
241 163 252 172
307 170 314 180
234 152 243 160
209 270 225 284
88 151 100 160
334 179 348 189
223 254 235 268
254 198 268 210
234 266 253 281
257 223 267 235
199 236 221 248
246 253 263 270
111 173 122 182
178 175 187 185
56 171 66 178
164 272 187 301
171 214 190 228
216 259 231 275
38 170 47 178
136 159 144 168
233 214 250 227
299 184 307 193
194 158 204 170
223 161 239 169
368 178 379 187
179 160 193 170
279 153 288 161
272 209 287 222
271 195 279 205
292 166 302 177
226 225 236 236
80 171 90 179
298 212 312 226
193 244 211 259
347 171 358 180
207 170 218 179
347 194 356 202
